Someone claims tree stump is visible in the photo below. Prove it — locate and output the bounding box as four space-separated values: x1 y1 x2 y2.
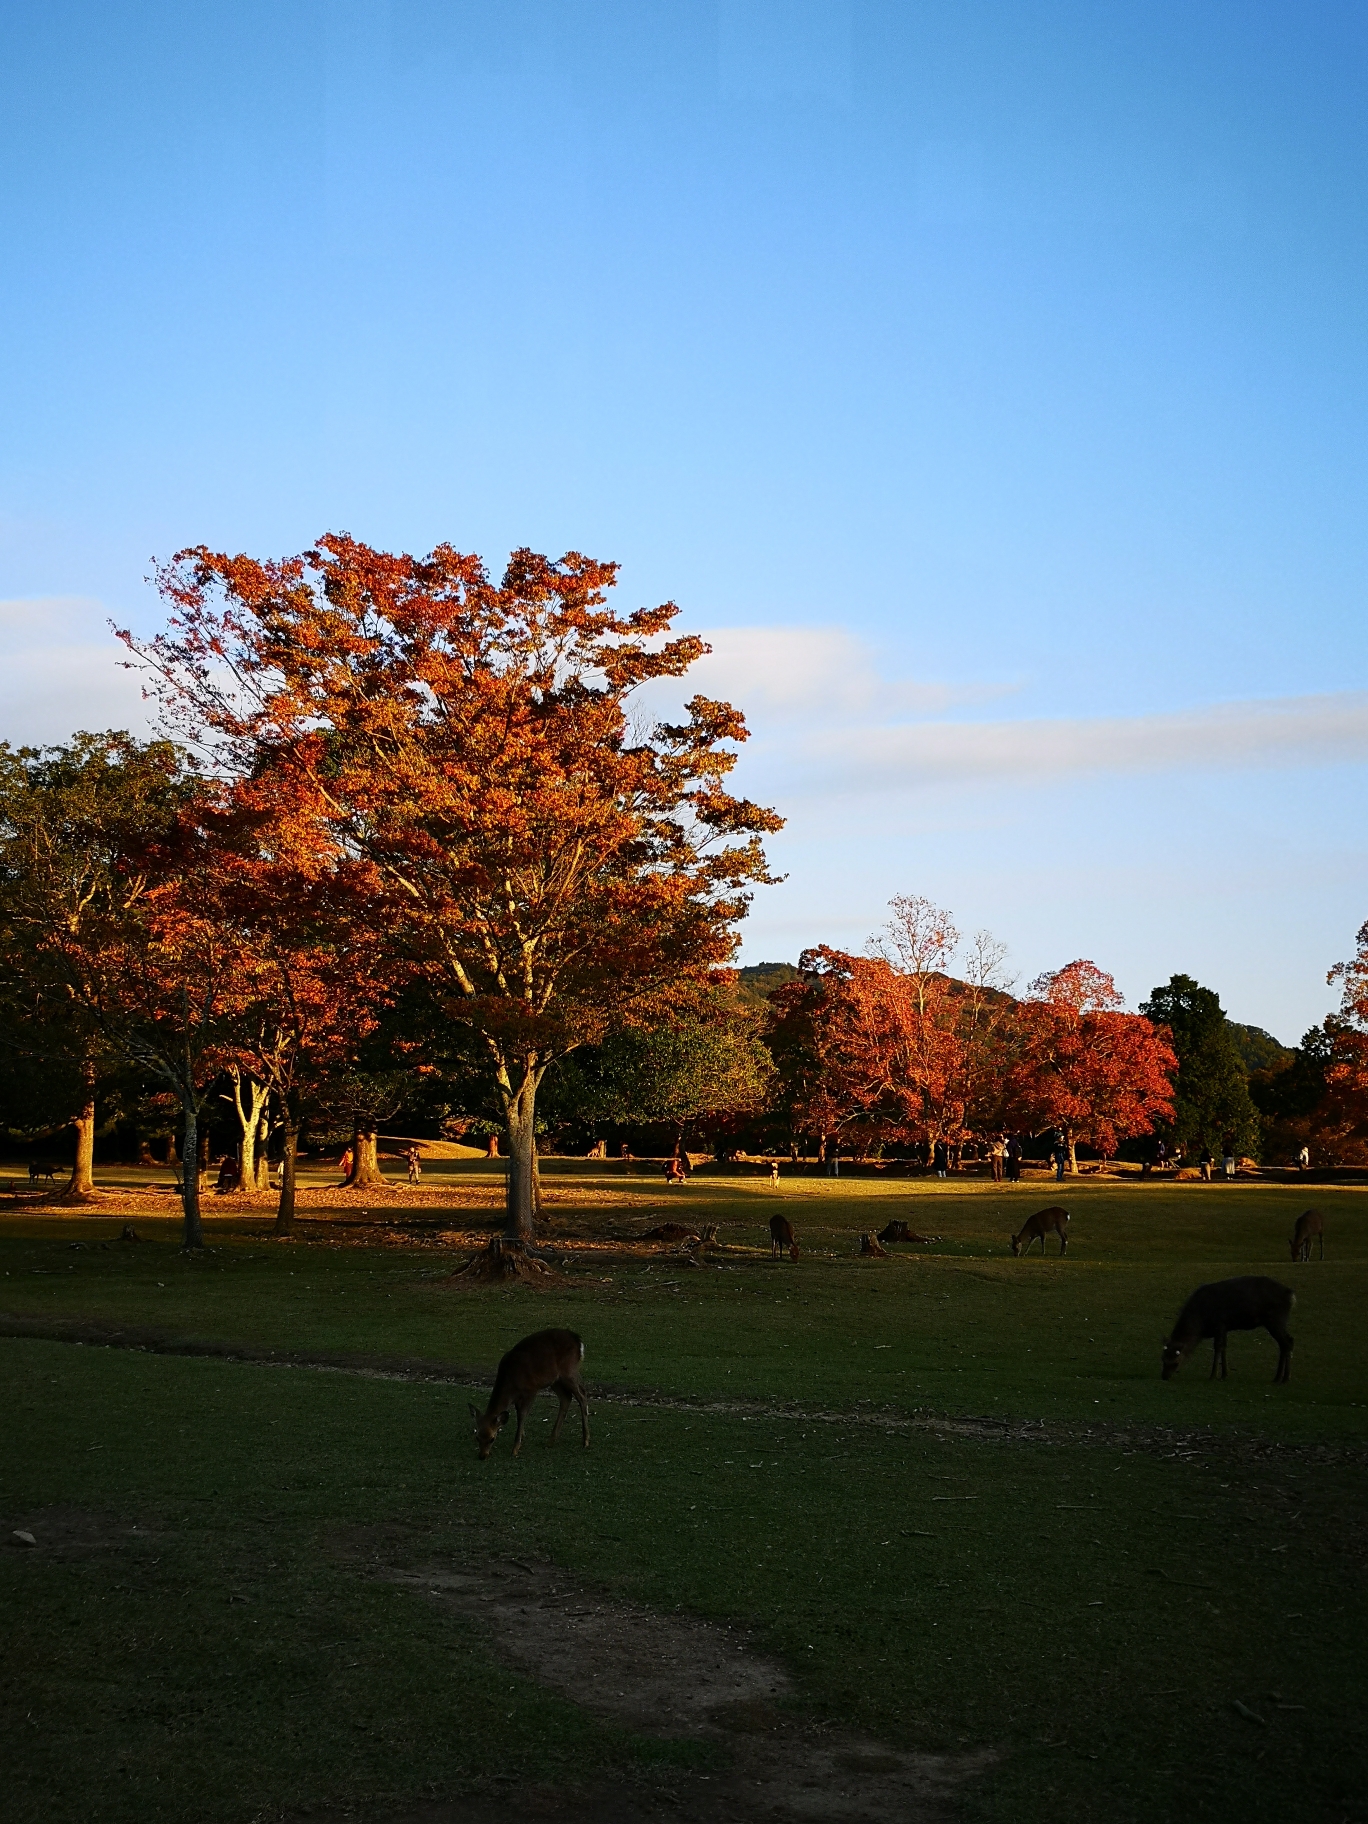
445 1236 569 1287
859 1231 888 1256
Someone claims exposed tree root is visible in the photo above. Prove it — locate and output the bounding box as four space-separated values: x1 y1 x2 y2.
444 1236 571 1288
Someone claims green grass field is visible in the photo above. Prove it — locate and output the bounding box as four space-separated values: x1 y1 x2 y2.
2 1168 1365 1823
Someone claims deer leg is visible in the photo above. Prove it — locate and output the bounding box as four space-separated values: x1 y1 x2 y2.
1210 1338 1221 1379
1059 1232 1067 1255
573 1382 590 1447
1270 1328 1293 1383
511 1397 532 1458
549 1384 572 1445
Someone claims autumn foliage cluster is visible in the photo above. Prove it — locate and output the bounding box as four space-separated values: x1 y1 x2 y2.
766 900 1177 1170
7 536 1364 1248
0 537 780 1246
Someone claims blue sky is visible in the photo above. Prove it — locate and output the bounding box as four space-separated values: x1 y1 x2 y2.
2 1 1366 1041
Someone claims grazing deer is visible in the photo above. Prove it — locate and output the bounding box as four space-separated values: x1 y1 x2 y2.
1290 1210 1324 1262
769 1214 799 1260
469 1328 590 1460
1161 1277 1295 1383
1010 1206 1070 1257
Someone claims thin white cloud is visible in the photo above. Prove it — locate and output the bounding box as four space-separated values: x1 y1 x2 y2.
0 597 154 746
811 691 1368 790
676 623 1007 724
664 625 1368 793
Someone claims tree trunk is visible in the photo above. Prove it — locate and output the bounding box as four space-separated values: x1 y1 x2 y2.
1067 1132 1079 1175
346 1124 386 1189
181 1103 203 1249
274 1114 299 1236
254 1111 271 1190
228 1070 269 1190
504 1073 540 1243
60 1096 97 1201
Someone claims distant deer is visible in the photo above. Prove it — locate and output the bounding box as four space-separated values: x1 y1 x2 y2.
769 1214 799 1260
1010 1206 1070 1257
1290 1210 1324 1262
469 1328 590 1460
1161 1277 1295 1383
28 1161 56 1185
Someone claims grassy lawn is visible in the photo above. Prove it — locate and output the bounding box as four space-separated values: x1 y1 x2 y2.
2 1169 1365 1823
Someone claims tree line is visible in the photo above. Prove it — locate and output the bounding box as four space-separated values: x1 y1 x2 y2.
2 538 1364 1247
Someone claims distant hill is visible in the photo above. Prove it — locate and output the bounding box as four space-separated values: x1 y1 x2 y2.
1227 1022 1296 1074
735 967 1290 1079
735 961 799 1005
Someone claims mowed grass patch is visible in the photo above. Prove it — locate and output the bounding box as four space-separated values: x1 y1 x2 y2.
3 1177 1366 1439
2 1333 1364 1824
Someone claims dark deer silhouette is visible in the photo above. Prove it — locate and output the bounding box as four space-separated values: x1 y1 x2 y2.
769 1214 799 1260
469 1328 589 1459
1161 1277 1295 1383
1010 1206 1070 1257
877 1220 936 1245
1290 1210 1324 1262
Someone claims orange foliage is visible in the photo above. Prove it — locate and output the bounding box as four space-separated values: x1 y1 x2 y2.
125 536 780 1238
769 904 1014 1152
1012 961 1176 1161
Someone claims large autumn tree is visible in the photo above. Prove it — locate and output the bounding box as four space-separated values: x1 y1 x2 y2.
1014 961 1176 1170
126 536 780 1242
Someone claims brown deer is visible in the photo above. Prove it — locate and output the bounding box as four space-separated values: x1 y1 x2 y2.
1010 1206 1070 1257
1290 1209 1324 1262
469 1328 590 1460
878 1220 936 1245
769 1214 799 1260
1161 1277 1295 1382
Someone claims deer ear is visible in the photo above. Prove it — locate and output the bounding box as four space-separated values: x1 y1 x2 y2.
468 1403 481 1420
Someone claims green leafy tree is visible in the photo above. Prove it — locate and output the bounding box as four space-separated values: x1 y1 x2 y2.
0 735 198 1201
1249 1024 1335 1163
1139 974 1259 1158
545 980 774 1151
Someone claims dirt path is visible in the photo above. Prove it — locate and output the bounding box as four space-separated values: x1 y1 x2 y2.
364 1554 979 1823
